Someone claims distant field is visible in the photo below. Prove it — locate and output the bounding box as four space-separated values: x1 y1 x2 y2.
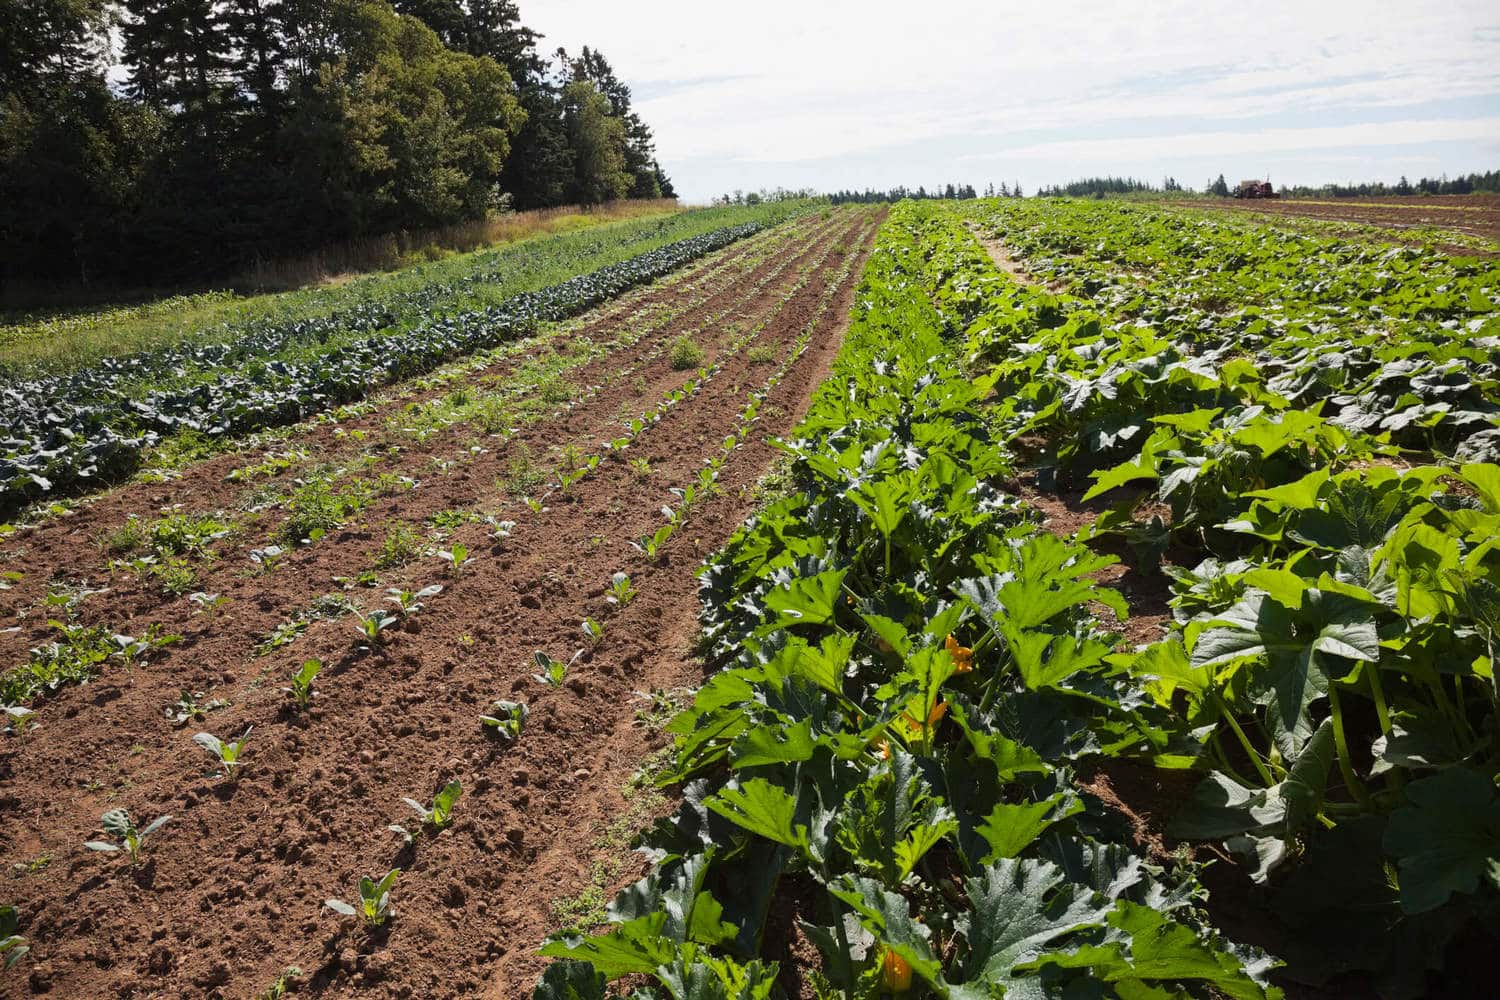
1169 192 1500 253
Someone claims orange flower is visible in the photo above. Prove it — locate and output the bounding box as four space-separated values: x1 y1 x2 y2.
945 634 974 674
873 738 890 760
881 947 913 992
901 701 948 730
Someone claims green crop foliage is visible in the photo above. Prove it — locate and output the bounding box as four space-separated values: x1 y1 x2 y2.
84 809 171 865
325 870 400 927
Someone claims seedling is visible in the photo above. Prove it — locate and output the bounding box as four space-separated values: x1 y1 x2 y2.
524 497 546 515
0 905 27 969
390 780 463 842
385 584 442 616
194 728 252 781
164 690 229 727
438 543 470 577
2 706 36 737
187 591 228 615
480 700 527 743
606 572 636 606
325 869 399 927
255 966 302 1000
581 618 604 647
84 808 171 864
483 516 517 544
353 608 400 645
284 659 322 710
249 545 286 571
111 626 181 672
532 650 581 687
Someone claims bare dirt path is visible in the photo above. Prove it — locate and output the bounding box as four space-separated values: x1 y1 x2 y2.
0 206 885 1000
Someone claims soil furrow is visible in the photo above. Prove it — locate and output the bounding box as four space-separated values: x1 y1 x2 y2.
0 212 852 665
0 206 883 1000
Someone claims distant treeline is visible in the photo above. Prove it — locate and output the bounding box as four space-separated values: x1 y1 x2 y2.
710 188 820 206
1 1 674 290
1035 176 1187 197
1274 171 1500 198
828 183 1025 204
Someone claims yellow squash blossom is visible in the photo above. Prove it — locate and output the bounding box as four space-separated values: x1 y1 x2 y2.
945 634 974 673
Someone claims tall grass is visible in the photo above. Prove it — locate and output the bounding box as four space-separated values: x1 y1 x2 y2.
238 200 682 291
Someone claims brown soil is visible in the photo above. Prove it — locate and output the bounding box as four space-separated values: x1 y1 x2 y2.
0 205 886 1000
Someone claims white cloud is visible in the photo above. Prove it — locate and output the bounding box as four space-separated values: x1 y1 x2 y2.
518 0 1500 198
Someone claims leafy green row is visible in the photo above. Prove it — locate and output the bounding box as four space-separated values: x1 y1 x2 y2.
532 203 1279 999
963 197 1500 998
0 208 808 516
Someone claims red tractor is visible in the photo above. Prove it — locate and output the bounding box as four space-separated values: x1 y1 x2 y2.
1234 179 1277 199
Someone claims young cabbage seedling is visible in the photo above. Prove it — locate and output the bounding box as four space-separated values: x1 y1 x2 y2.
3 706 36 737
194 727 252 781
325 869 399 927
284 658 322 710
389 779 463 843
187 592 228 615
385 584 442 617
606 572 636 606
581 618 604 647
531 650 581 687
254 966 301 1000
484 517 517 544
84 808 171 864
480 700 527 743
438 543 470 577
0 905 27 969
353 608 400 646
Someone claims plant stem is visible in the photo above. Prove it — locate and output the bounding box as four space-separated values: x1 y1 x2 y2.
1365 665 1391 736
1327 684 1371 809
1212 693 1276 786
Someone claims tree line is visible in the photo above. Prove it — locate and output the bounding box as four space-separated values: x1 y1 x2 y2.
1272 171 1500 198
828 183 1023 204
0 0 674 290
1035 176 1185 197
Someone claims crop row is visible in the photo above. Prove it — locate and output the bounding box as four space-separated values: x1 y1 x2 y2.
532 203 1281 998
0 215 795 516
958 198 1500 997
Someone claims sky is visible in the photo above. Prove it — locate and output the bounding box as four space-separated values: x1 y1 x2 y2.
521 0 1500 202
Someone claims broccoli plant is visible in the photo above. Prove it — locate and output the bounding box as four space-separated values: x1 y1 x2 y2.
2 706 36 737
390 780 463 844
581 618 604 647
353 608 400 646
194 728 252 781
84 808 171 864
532 650 581 687
480 700 527 743
438 543 471 578
484 517 517 544
110 625 182 674
325 870 399 927
1 905 28 969
607 572 637 606
385 584 442 617
254 966 301 1000
283 658 322 710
